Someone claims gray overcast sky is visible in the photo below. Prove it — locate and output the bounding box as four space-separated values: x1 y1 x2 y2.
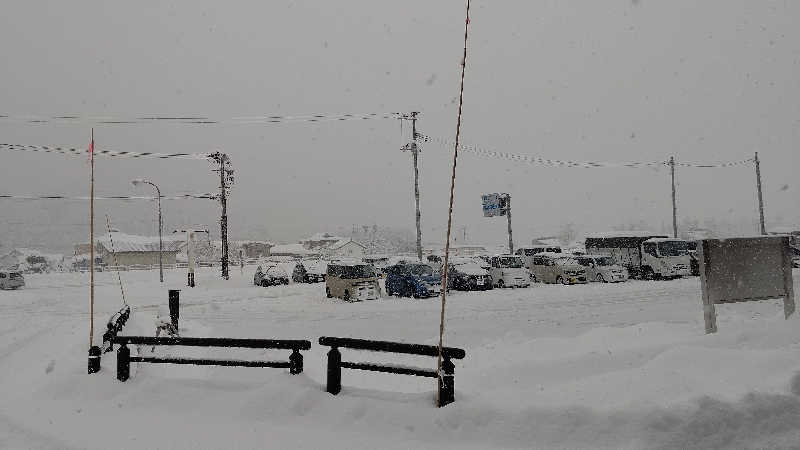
1 1 798 253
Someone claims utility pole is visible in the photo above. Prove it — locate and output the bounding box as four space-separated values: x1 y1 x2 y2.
754 152 766 235
505 194 514 254
401 112 424 261
669 156 678 238
210 152 234 280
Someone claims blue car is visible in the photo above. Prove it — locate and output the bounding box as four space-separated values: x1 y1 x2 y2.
385 262 442 298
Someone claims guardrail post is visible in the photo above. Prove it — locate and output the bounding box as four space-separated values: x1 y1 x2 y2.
117 343 130 382
289 349 303 375
326 346 341 394
88 345 101 374
168 289 180 331
437 356 455 407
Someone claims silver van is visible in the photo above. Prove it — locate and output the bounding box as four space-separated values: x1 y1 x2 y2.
574 255 629 283
325 262 380 301
0 270 25 290
529 253 587 285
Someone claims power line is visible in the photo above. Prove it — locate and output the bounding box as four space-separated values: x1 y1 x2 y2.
0 194 217 201
417 133 755 169
0 111 405 126
0 143 209 160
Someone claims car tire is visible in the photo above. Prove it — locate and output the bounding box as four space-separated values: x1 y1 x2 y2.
343 290 351 301
496 279 505 289
596 274 605 283
530 274 537 283
386 284 394 296
556 276 565 285
326 287 332 298
642 267 655 280
261 280 269 287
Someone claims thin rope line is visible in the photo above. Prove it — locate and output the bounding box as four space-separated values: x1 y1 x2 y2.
438 0 471 406
105 215 128 306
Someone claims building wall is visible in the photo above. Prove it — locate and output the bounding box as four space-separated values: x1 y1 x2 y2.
330 242 365 259
101 251 178 267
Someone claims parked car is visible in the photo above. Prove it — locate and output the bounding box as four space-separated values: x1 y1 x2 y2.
362 255 390 278
254 265 289 287
385 262 442 298
516 246 562 274
574 255 629 283
0 270 25 290
292 260 326 283
529 253 587 284
471 256 491 271
488 255 531 288
325 261 380 301
446 260 493 291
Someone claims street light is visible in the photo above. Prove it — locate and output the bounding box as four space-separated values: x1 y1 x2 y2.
132 178 163 283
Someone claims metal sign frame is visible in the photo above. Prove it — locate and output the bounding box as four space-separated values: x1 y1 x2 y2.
698 236 795 333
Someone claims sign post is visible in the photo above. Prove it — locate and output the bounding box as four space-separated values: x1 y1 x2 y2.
698 236 795 333
482 193 514 254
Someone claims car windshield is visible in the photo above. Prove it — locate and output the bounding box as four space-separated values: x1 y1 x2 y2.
497 257 523 268
406 264 434 276
595 256 615 266
555 257 579 266
658 241 689 256
575 257 593 267
341 264 375 279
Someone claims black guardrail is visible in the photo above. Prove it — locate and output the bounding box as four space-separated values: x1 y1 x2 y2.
101 305 131 354
112 336 311 381
318 336 466 407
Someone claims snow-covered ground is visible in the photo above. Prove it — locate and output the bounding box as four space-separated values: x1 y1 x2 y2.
1 268 799 449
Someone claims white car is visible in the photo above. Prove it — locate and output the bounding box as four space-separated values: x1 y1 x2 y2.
488 255 530 288
575 255 629 283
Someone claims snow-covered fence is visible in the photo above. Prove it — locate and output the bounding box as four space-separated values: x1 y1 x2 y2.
101 305 131 353
112 336 311 382
318 336 466 407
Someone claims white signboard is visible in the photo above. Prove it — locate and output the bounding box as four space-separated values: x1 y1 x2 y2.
698 236 795 333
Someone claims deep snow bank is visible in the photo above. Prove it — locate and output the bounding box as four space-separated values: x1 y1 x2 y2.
1 269 798 448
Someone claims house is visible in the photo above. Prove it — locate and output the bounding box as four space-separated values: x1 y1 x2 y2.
76 232 185 267
232 241 274 259
325 239 367 259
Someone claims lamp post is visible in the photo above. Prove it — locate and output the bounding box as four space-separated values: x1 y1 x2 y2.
132 178 163 283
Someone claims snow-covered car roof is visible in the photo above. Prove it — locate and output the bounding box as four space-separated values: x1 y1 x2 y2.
534 252 564 258
645 238 688 243
328 259 369 266
449 262 488 275
585 231 667 239
386 256 420 266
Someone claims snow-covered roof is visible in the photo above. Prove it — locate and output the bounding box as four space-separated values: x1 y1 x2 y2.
305 232 342 242
96 232 184 253
531 238 562 247
270 243 314 256
645 238 688 243
327 239 366 251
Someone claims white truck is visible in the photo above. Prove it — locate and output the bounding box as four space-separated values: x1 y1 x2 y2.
584 233 690 280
